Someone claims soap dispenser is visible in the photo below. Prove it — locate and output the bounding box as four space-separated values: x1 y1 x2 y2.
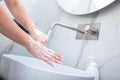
86 57 99 80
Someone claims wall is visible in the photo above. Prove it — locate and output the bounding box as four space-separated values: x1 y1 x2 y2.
0 0 120 80
48 1 120 80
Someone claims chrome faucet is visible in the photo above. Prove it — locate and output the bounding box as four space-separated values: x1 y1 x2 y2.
47 22 85 37
47 22 100 40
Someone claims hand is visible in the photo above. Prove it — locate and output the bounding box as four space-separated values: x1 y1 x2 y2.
30 28 48 45
26 37 63 66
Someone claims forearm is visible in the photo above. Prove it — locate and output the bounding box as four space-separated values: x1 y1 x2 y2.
0 5 30 47
4 0 48 45
4 0 37 33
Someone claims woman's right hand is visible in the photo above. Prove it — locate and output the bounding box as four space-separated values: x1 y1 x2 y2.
26 37 63 66
30 28 48 45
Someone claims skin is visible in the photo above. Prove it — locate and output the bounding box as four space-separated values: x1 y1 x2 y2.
4 0 48 44
0 0 63 66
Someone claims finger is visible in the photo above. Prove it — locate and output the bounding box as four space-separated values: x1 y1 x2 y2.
41 41 47 45
44 54 59 63
39 48 59 63
41 55 54 66
47 50 63 62
44 49 63 63
35 52 54 66
54 53 63 61
41 34 48 44
36 38 46 45
42 33 48 39
52 54 63 63
45 39 48 44
35 44 62 64
39 37 48 45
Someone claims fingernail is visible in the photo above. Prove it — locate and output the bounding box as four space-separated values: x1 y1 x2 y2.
57 61 62 64
61 59 64 62
60 57 64 61
59 61 63 64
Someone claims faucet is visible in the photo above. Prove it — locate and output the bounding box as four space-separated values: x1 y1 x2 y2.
47 22 85 37
47 22 100 40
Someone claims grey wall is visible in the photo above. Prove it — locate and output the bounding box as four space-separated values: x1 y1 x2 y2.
0 0 120 80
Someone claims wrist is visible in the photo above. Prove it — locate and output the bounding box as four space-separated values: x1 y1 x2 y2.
26 23 38 33
27 24 38 34
24 36 35 49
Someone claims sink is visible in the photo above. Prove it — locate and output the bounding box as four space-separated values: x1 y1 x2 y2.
0 54 94 80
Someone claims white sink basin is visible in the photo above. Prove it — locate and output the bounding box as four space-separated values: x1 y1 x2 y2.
0 54 94 80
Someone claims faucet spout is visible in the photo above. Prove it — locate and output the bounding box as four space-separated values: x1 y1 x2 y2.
50 22 85 34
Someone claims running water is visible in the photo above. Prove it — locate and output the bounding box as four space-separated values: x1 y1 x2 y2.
75 25 90 68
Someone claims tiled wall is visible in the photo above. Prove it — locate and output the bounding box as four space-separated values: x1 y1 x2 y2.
0 0 120 80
